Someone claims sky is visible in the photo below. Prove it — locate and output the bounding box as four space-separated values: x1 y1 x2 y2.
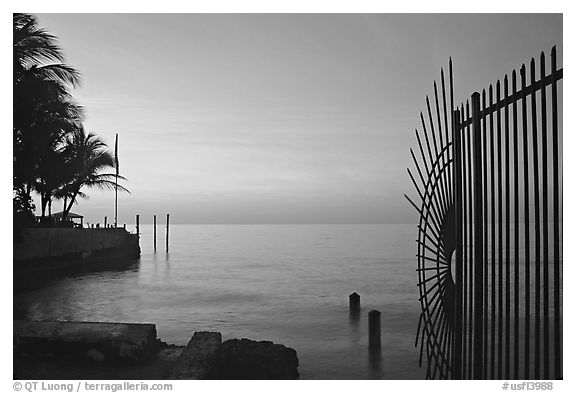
32 13 562 225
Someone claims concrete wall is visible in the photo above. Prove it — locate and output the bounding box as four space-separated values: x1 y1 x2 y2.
14 228 140 274
14 228 138 261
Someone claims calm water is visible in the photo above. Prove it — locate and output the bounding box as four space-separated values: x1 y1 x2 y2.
14 224 427 379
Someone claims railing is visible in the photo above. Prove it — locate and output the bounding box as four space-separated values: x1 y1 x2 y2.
408 46 562 380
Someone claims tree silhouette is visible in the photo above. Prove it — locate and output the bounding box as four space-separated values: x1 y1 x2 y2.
13 13 128 226
59 127 129 221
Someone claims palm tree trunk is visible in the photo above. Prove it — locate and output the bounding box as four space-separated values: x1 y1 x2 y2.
40 191 47 218
63 190 79 220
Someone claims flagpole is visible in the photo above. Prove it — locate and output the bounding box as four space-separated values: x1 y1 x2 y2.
115 173 118 227
114 133 118 228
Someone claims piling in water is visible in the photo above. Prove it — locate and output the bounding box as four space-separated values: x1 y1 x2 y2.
153 215 157 252
368 310 381 349
166 214 170 252
349 292 361 315
136 215 140 236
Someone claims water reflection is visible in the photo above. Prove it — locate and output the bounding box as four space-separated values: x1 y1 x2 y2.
14 258 140 295
164 252 170 281
368 347 383 378
348 308 361 347
349 308 361 323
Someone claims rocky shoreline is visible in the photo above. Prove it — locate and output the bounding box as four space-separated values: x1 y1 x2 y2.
14 321 299 380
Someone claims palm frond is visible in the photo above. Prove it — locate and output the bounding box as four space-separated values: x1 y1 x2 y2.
35 64 81 87
14 13 65 67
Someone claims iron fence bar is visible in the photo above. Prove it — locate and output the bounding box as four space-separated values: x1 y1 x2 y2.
450 59 455 209
417 264 449 272
453 108 463 379
417 256 448 268
417 238 427 370
520 64 530 380
496 80 504 379
472 92 484 379
416 240 449 263
416 202 435 378
414 131 448 237
504 74 511 380
434 82 451 218
412 46 562 381
482 88 489 379
459 105 468 379
421 113 449 216
408 166 447 239
434 310 452 379
449 66 455 383
464 103 472 379
468 102 476 379
439 316 452 379
409 146 455 250
441 69 452 205
540 51 550 380
530 57 541 379
460 105 468 378
512 69 520 380
426 284 450 378
447 317 455 378
551 46 561 381
405 196 444 246
409 149 445 230
459 68 563 128
489 84 496 379
417 224 447 255
427 94 448 215
421 280 451 379
425 99 448 215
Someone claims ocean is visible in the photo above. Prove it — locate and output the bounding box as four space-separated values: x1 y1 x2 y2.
13 224 435 379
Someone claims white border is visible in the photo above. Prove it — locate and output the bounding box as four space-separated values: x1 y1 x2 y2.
2 2 572 392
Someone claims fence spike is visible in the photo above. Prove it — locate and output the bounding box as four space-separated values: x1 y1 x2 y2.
408 48 562 380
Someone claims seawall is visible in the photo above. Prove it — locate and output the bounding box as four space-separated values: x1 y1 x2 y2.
13 228 140 275
14 320 300 380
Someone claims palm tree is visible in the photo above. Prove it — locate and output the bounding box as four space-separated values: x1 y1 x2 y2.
59 127 129 220
13 13 80 87
14 68 83 212
13 13 82 219
14 14 126 225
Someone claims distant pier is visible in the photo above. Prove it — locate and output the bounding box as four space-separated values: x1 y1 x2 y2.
13 227 140 275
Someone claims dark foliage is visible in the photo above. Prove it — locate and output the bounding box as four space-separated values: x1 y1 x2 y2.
13 13 128 231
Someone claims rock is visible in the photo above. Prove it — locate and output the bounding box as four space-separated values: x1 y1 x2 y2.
215 338 299 380
157 348 184 363
86 349 105 361
14 320 157 363
171 332 222 379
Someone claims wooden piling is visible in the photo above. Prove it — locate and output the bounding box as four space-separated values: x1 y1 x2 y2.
153 214 157 252
349 292 360 314
123 224 126 229
369 310 381 349
136 214 140 236
104 217 107 228
166 214 169 252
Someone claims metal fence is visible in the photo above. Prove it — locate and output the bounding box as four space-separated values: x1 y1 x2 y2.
407 47 563 380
